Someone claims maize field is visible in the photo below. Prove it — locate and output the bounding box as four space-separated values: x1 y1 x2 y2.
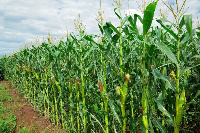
0 1 200 133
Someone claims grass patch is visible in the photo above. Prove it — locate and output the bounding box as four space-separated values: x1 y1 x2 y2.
0 84 12 102
0 84 16 133
17 125 39 133
18 126 30 133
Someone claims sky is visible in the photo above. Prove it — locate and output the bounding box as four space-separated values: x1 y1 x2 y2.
0 0 200 57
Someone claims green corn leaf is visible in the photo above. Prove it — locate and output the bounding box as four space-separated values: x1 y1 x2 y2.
151 115 166 133
83 35 97 44
194 90 200 100
108 100 122 126
154 43 179 68
103 25 112 42
149 119 155 133
180 64 200 77
197 31 200 38
83 35 104 51
180 33 190 44
121 16 129 26
188 90 200 105
128 14 143 26
128 15 139 35
114 8 121 19
184 15 193 36
83 47 94 61
98 23 104 34
155 27 162 42
93 103 99 113
152 68 176 91
180 67 192 77
106 22 121 36
61 108 67 116
70 33 78 41
112 34 120 44
179 15 193 40
89 112 105 133
192 55 200 58
135 14 143 24
143 1 158 36
156 93 163 103
55 51 60 58
156 19 178 40
156 100 174 127
179 16 185 29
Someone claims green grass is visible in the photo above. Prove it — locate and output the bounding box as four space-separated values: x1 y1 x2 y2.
0 84 16 133
18 127 30 133
0 85 12 102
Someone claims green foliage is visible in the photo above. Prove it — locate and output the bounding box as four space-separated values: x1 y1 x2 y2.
0 1 199 132
0 85 13 101
0 57 5 81
0 102 16 133
0 85 16 133
18 127 30 133
143 1 158 36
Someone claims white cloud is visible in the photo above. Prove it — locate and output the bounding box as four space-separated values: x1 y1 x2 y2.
0 0 199 57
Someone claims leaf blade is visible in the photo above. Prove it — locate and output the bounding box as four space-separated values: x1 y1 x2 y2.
143 1 158 36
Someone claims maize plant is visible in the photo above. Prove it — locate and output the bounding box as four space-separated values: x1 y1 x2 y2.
0 1 200 132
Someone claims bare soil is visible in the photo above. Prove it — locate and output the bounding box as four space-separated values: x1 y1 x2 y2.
0 81 63 133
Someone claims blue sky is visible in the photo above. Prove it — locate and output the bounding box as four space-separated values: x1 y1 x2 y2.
0 0 200 57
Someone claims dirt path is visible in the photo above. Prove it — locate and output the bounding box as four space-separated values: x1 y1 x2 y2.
0 81 62 133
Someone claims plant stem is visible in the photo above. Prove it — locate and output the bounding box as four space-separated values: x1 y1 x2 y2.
142 38 148 133
75 78 80 132
175 29 180 133
121 101 126 133
80 42 86 132
118 7 126 133
162 55 166 126
43 89 46 117
105 97 109 133
52 84 59 126
75 39 80 132
69 76 73 130
119 16 123 78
